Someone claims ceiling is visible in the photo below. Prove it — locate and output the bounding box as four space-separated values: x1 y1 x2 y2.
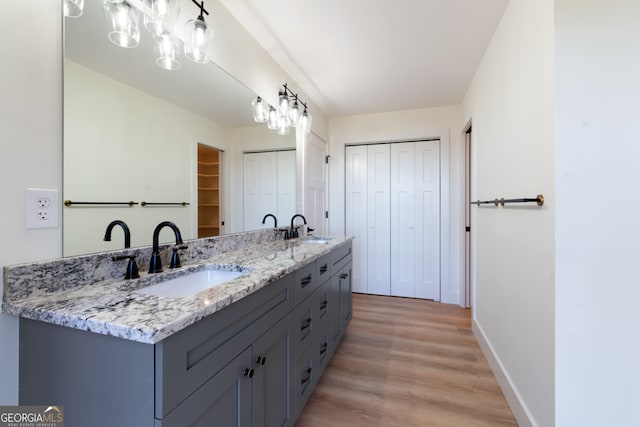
220 0 509 117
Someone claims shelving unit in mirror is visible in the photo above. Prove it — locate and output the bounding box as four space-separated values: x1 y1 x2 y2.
198 144 222 237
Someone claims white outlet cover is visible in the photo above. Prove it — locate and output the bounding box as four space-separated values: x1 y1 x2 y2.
26 188 59 229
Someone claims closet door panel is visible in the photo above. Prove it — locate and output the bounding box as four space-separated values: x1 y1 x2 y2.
345 146 368 293
277 150 296 223
243 153 261 231
390 143 415 298
367 144 391 296
414 140 440 300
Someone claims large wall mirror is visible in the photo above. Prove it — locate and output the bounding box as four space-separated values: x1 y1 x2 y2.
63 0 296 257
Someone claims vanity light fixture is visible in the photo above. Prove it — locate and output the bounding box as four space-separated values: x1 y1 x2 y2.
252 83 313 134
251 97 268 122
155 31 181 70
144 0 180 37
277 114 291 135
300 107 312 133
103 0 141 48
278 84 290 117
184 0 213 64
267 106 279 130
288 98 300 127
63 0 85 18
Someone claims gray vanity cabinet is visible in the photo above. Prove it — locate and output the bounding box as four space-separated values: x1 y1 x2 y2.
158 314 292 427
19 241 353 427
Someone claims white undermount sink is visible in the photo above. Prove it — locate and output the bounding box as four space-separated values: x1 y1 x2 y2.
304 236 334 244
135 268 247 298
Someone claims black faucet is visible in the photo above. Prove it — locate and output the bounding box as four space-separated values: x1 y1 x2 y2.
262 213 278 228
287 214 307 240
149 221 185 274
103 220 131 248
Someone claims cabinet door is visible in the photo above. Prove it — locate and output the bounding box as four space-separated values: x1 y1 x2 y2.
253 315 293 427
339 263 353 327
329 271 341 343
157 347 252 427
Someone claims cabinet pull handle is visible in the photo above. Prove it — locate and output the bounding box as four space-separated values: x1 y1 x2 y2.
319 301 328 310
339 273 348 279
301 318 312 332
301 368 312 385
256 356 266 366
320 342 328 355
243 368 255 378
300 274 312 288
319 264 328 274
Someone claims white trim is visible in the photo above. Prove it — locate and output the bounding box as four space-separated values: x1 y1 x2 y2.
472 319 537 427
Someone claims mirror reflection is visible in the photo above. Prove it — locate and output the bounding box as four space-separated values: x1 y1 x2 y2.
63 0 296 257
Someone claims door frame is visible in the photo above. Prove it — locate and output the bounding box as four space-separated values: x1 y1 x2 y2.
343 132 451 303
461 119 474 308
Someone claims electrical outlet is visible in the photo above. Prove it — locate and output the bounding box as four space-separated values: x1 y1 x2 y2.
26 188 59 229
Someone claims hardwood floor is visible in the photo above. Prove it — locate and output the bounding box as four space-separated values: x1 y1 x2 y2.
295 293 517 427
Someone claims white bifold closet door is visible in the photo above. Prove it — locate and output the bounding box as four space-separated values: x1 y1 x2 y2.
346 141 440 300
243 151 296 231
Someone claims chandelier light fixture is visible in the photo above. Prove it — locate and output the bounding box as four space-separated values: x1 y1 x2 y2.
252 83 312 135
103 0 141 48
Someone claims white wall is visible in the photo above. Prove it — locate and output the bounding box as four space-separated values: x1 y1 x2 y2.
329 105 463 304
0 0 63 404
64 61 230 255
555 0 640 425
461 0 555 426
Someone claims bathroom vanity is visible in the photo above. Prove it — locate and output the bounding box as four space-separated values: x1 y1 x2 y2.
3 231 352 427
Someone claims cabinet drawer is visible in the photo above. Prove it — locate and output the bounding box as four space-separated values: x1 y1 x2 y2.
292 295 315 363
331 242 352 275
293 346 315 420
294 261 317 304
315 323 331 380
155 273 293 419
316 253 331 284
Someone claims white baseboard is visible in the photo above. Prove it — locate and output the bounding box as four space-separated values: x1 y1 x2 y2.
472 319 537 427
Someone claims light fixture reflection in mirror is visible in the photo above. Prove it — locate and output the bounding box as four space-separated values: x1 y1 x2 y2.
184 0 213 64
144 0 180 37
103 1 141 48
155 32 181 70
64 0 85 18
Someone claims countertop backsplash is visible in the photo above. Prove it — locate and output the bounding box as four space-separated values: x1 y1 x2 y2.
2 228 279 303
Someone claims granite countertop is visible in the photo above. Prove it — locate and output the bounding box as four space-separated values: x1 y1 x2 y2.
2 236 352 344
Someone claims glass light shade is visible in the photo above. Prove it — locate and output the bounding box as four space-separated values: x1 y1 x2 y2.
144 0 180 36
155 32 180 70
103 1 140 48
277 114 290 135
184 17 213 64
288 100 300 127
278 91 290 117
301 110 312 133
252 97 268 123
267 106 279 130
64 0 84 18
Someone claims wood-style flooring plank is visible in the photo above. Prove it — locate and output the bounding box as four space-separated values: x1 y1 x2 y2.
295 293 517 427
